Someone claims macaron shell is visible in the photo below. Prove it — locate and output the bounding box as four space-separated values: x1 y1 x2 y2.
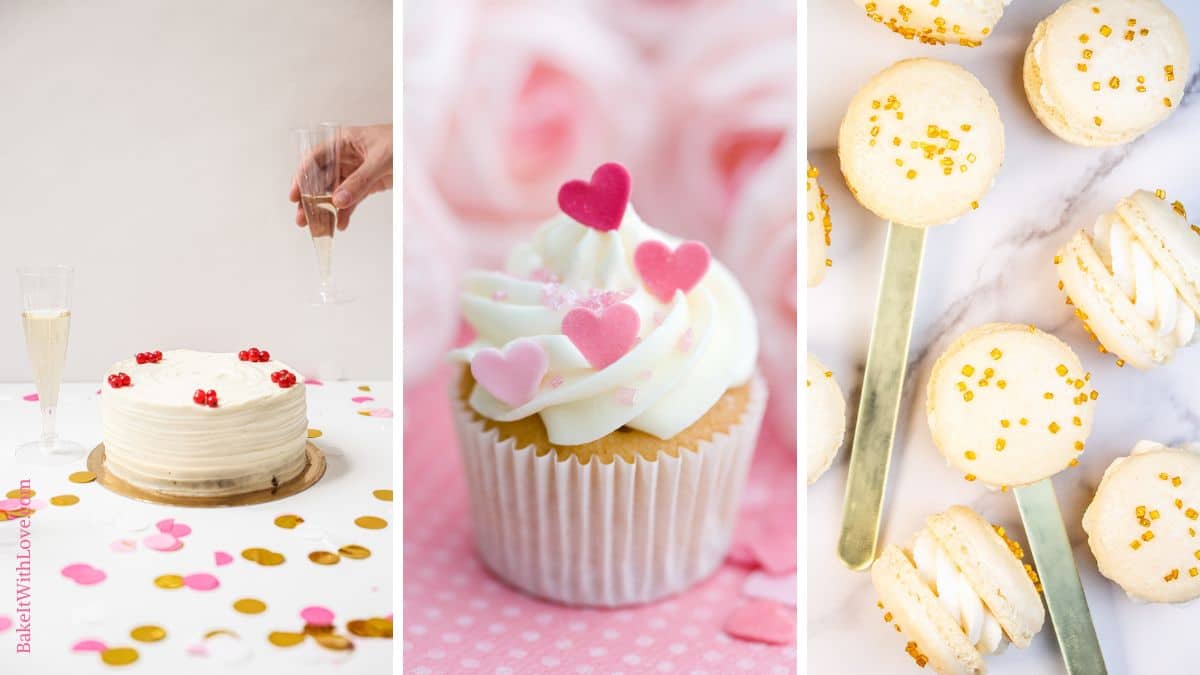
926 323 1097 487
852 0 1007 47
1023 0 1188 147
806 353 846 485
926 506 1045 648
838 58 1004 228
1117 190 1200 317
1082 443 1200 603
1056 228 1172 369
807 163 831 287
871 545 987 675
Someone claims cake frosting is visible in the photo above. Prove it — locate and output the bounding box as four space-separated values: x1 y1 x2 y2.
100 350 308 497
911 531 1008 655
449 197 757 446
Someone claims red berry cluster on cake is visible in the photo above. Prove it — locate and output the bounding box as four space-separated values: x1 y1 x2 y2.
100 349 309 498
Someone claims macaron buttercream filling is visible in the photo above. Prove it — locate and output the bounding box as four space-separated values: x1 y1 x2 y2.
911 531 1009 655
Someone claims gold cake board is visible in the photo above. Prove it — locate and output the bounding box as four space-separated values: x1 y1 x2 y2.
87 442 326 507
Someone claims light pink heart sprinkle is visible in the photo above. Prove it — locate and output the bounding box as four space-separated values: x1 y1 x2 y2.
676 328 694 353
470 338 549 408
143 532 182 552
109 539 136 553
723 600 795 645
368 408 394 418
634 239 711 303
183 573 219 591
351 396 374 403
304 378 323 386
300 606 334 626
614 387 637 406
72 638 107 652
61 563 107 585
214 551 233 566
547 375 565 389
562 303 640 370
0 616 11 632
22 393 38 402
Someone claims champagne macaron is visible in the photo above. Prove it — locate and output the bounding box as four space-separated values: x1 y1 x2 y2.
806 353 846 485
1056 189 1200 369
1023 0 1189 147
853 0 1009 48
872 506 1045 674
927 323 1098 488
1082 440 1200 604
839 58 1005 228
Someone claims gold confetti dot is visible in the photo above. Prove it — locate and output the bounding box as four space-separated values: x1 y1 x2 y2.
205 629 239 640
130 625 166 643
5 489 33 499
154 574 185 589
355 516 388 530
338 544 372 560
242 547 286 566
313 633 355 651
307 428 323 439
49 494 79 506
357 385 371 392
274 514 304 529
101 647 139 666
268 631 307 647
373 489 393 502
68 471 96 484
233 598 267 614
309 551 340 565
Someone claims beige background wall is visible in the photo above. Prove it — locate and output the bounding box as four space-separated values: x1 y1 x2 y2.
0 0 393 381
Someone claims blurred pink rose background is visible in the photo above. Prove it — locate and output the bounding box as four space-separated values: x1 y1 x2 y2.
403 0 797 446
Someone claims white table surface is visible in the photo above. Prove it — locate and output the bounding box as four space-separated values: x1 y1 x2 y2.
0 380 393 673
808 1 1200 673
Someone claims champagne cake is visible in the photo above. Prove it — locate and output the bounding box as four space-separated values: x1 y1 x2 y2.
100 348 309 498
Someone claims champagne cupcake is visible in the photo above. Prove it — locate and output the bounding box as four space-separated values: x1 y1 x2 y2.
448 162 765 607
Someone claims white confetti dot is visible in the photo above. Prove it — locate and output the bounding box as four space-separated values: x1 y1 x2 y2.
772 667 790 675
469 599 488 610
535 612 553 625
568 620 587 632
542 656 560 667
602 629 620 640
495 668 514 675
692 607 713 619
669 643 687 655
408 624 427 635
635 635 654 648
703 650 722 662
649 617 667 630
520 630 540 642
474 641 493 653
737 658 756 670
488 623 506 634
428 649 445 660
623 654 642 666
456 615 475 627
502 607 521 618
554 639 572 650
442 633 461 644
425 608 442 619
460 658 480 669
575 667 594 674
412 668 432 675
508 649 527 659
657 663 675 672
588 647 607 658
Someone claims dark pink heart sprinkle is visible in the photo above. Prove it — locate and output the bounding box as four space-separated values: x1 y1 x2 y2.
723 600 795 645
214 551 233 566
72 638 107 652
557 162 631 232
634 239 711 303
562 303 640 370
470 339 549 408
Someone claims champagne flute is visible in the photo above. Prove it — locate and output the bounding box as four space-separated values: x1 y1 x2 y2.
294 123 350 305
16 266 85 465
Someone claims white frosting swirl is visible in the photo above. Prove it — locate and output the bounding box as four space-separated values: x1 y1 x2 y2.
912 531 1008 655
450 207 758 446
1093 211 1198 347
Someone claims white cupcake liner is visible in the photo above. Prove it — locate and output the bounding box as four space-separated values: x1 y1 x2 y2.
451 373 767 607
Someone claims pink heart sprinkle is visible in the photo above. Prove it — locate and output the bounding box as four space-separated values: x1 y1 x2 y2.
0 616 11 632
351 396 374 403
300 606 334 626
304 378 323 386
22 393 38 402
562 303 640 370
61 563 107 585
72 638 107 652
109 539 136 553
750 533 797 575
676 328 694 353
143 532 182 552
214 551 233 566
634 239 711 303
470 338 549 408
557 162 631 232
723 600 795 645
368 408 394 418
185 643 208 657
726 543 757 567
183 573 219 591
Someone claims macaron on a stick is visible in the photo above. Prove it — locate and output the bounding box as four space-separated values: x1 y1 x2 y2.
836 58 1004 571
927 323 1107 674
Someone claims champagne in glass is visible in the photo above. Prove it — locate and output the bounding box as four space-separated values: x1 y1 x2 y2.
16 266 85 465
294 123 347 304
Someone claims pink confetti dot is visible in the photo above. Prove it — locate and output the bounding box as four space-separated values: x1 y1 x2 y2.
368 408 394 418
723 600 795 645
156 518 192 538
22 393 38 402
300 606 334 626
143 532 182 552
0 616 11 632
61 563 106 585
304 378 324 386
214 551 233 566
183 573 220 591
351 396 375 403
71 639 106 652
185 643 208 657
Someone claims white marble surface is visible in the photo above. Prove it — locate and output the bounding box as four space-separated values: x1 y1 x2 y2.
807 1 1200 673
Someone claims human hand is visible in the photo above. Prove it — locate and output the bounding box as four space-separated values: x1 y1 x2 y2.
289 123 393 233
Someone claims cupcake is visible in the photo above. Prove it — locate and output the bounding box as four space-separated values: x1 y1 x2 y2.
448 162 765 606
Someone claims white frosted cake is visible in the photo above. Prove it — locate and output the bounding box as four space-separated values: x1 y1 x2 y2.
100 349 309 497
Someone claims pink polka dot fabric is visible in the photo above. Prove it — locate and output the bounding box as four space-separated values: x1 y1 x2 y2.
404 366 797 674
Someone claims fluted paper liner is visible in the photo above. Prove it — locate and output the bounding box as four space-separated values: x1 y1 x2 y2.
452 374 767 607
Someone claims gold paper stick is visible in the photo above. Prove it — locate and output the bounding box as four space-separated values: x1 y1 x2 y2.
1014 479 1107 675
838 222 927 570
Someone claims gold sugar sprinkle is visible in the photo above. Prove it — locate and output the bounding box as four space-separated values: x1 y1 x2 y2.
1131 540 1142 550
965 451 977 460
962 365 976 377
1049 422 1061 434
995 438 1007 452
1044 392 1055 400
990 348 1002 360
1001 419 1011 428
1173 476 1183 487
997 380 1007 389
1100 25 1112 37
307 428 323 439
963 391 975 402
965 474 977 482
1143 531 1155 542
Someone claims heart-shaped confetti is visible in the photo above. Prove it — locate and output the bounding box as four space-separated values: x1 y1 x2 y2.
350 396 374 403
470 338 549 408
214 551 233 566
61 563 107 585
0 615 11 632
562 303 640 370
634 239 711 302
183 573 220 591
156 518 191 538
22 393 38 402
723 599 795 645
71 638 107 652
742 571 797 607
558 162 631 232
300 606 334 626
143 532 182 552
109 539 136 553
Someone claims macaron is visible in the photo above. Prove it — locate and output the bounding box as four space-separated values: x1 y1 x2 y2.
806 353 846 485
871 505 1045 674
1082 440 1200 604
838 58 1005 228
927 323 1098 488
1056 189 1200 369
1023 0 1189 147
853 0 1009 48
807 162 832 287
